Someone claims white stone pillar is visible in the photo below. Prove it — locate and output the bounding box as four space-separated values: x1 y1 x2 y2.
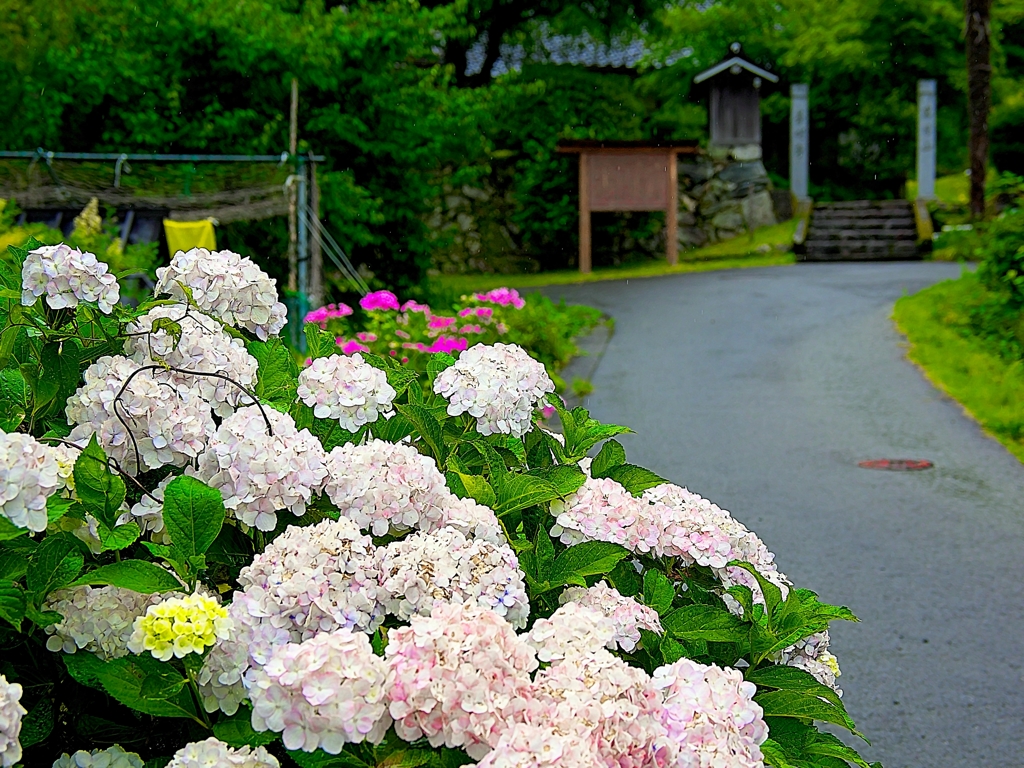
790 84 810 202
917 80 937 200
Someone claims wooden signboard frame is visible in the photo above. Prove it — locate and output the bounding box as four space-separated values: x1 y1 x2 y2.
558 140 699 273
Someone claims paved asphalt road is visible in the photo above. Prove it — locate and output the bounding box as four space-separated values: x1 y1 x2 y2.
544 262 1023 768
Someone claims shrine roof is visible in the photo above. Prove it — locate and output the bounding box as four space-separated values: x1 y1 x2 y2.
693 56 779 85
556 139 700 154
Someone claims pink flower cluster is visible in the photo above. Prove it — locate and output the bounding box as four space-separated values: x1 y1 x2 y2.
360 290 401 311
652 658 768 768
560 581 663 653
385 603 538 759
475 287 526 309
303 303 353 328
249 630 391 753
552 477 789 607
643 484 790 609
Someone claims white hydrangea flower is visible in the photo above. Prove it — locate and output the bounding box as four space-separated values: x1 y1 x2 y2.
377 526 529 628
0 674 25 768
559 581 663 653
166 737 279 768
125 304 259 417
322 439 452 536
237 517 386 638
297 354 396 430
433 343 554 438
194 405 328 531
154 248 287 340
117 475 173 543
65 355 215 474
21 243 120 314
43 585 169 660
249 631 392 753
772 630 842 695
197 593 292 716
652 658 768 768
199 518 385 716
525 602 616 663
435 494 506 547
51 746 144 768
0 431 60 532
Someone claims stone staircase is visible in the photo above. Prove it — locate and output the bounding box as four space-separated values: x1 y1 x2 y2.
798 200 922 261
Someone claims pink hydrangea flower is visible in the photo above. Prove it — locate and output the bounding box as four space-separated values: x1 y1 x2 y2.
249 630 392 753
360 291 400 311
559 581 663 653
653 658 768 768
385 603 538 759
475 287 525 309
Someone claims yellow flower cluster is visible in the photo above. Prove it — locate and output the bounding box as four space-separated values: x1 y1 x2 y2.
127 593 231 662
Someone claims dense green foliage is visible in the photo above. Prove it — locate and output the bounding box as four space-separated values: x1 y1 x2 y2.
2 0 1023 281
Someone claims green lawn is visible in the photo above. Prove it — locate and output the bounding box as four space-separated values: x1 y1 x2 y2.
893 273 1024 462
432 219 798 295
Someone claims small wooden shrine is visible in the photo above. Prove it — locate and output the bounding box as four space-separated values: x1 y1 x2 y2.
693 43 779 148
557 140 699 273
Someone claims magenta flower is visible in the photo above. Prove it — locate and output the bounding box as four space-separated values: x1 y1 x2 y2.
541 405 556 419
425 336 468 354
304 303 353 327
476 307 494 318
428 315 457 330
401 300 430 313
356 332 378 342
360 291 400 311
337 338 371 355
475 287 525 309
460 324 485 335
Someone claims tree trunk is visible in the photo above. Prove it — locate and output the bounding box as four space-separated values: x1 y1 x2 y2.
966 0 991 219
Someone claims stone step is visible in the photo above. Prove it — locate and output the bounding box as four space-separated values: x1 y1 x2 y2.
809 217 916 229
815 200 912 210
802 240 920 256
808 228 919 241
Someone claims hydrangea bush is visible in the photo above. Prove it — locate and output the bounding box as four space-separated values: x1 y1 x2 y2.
0 238 879 768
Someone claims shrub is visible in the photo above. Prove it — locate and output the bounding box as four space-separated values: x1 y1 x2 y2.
0 238 875 768
978 207 1024 306
304 288 602 377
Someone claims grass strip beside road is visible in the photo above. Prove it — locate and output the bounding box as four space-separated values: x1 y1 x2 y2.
433 220 798 295
894 274 1024 462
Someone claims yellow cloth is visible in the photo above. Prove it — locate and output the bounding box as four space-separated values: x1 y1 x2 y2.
163 219 216 255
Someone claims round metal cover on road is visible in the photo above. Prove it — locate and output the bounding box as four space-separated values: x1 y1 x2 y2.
858 459 933 471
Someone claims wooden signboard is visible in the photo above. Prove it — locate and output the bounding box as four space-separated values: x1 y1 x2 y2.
558 140 699 273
